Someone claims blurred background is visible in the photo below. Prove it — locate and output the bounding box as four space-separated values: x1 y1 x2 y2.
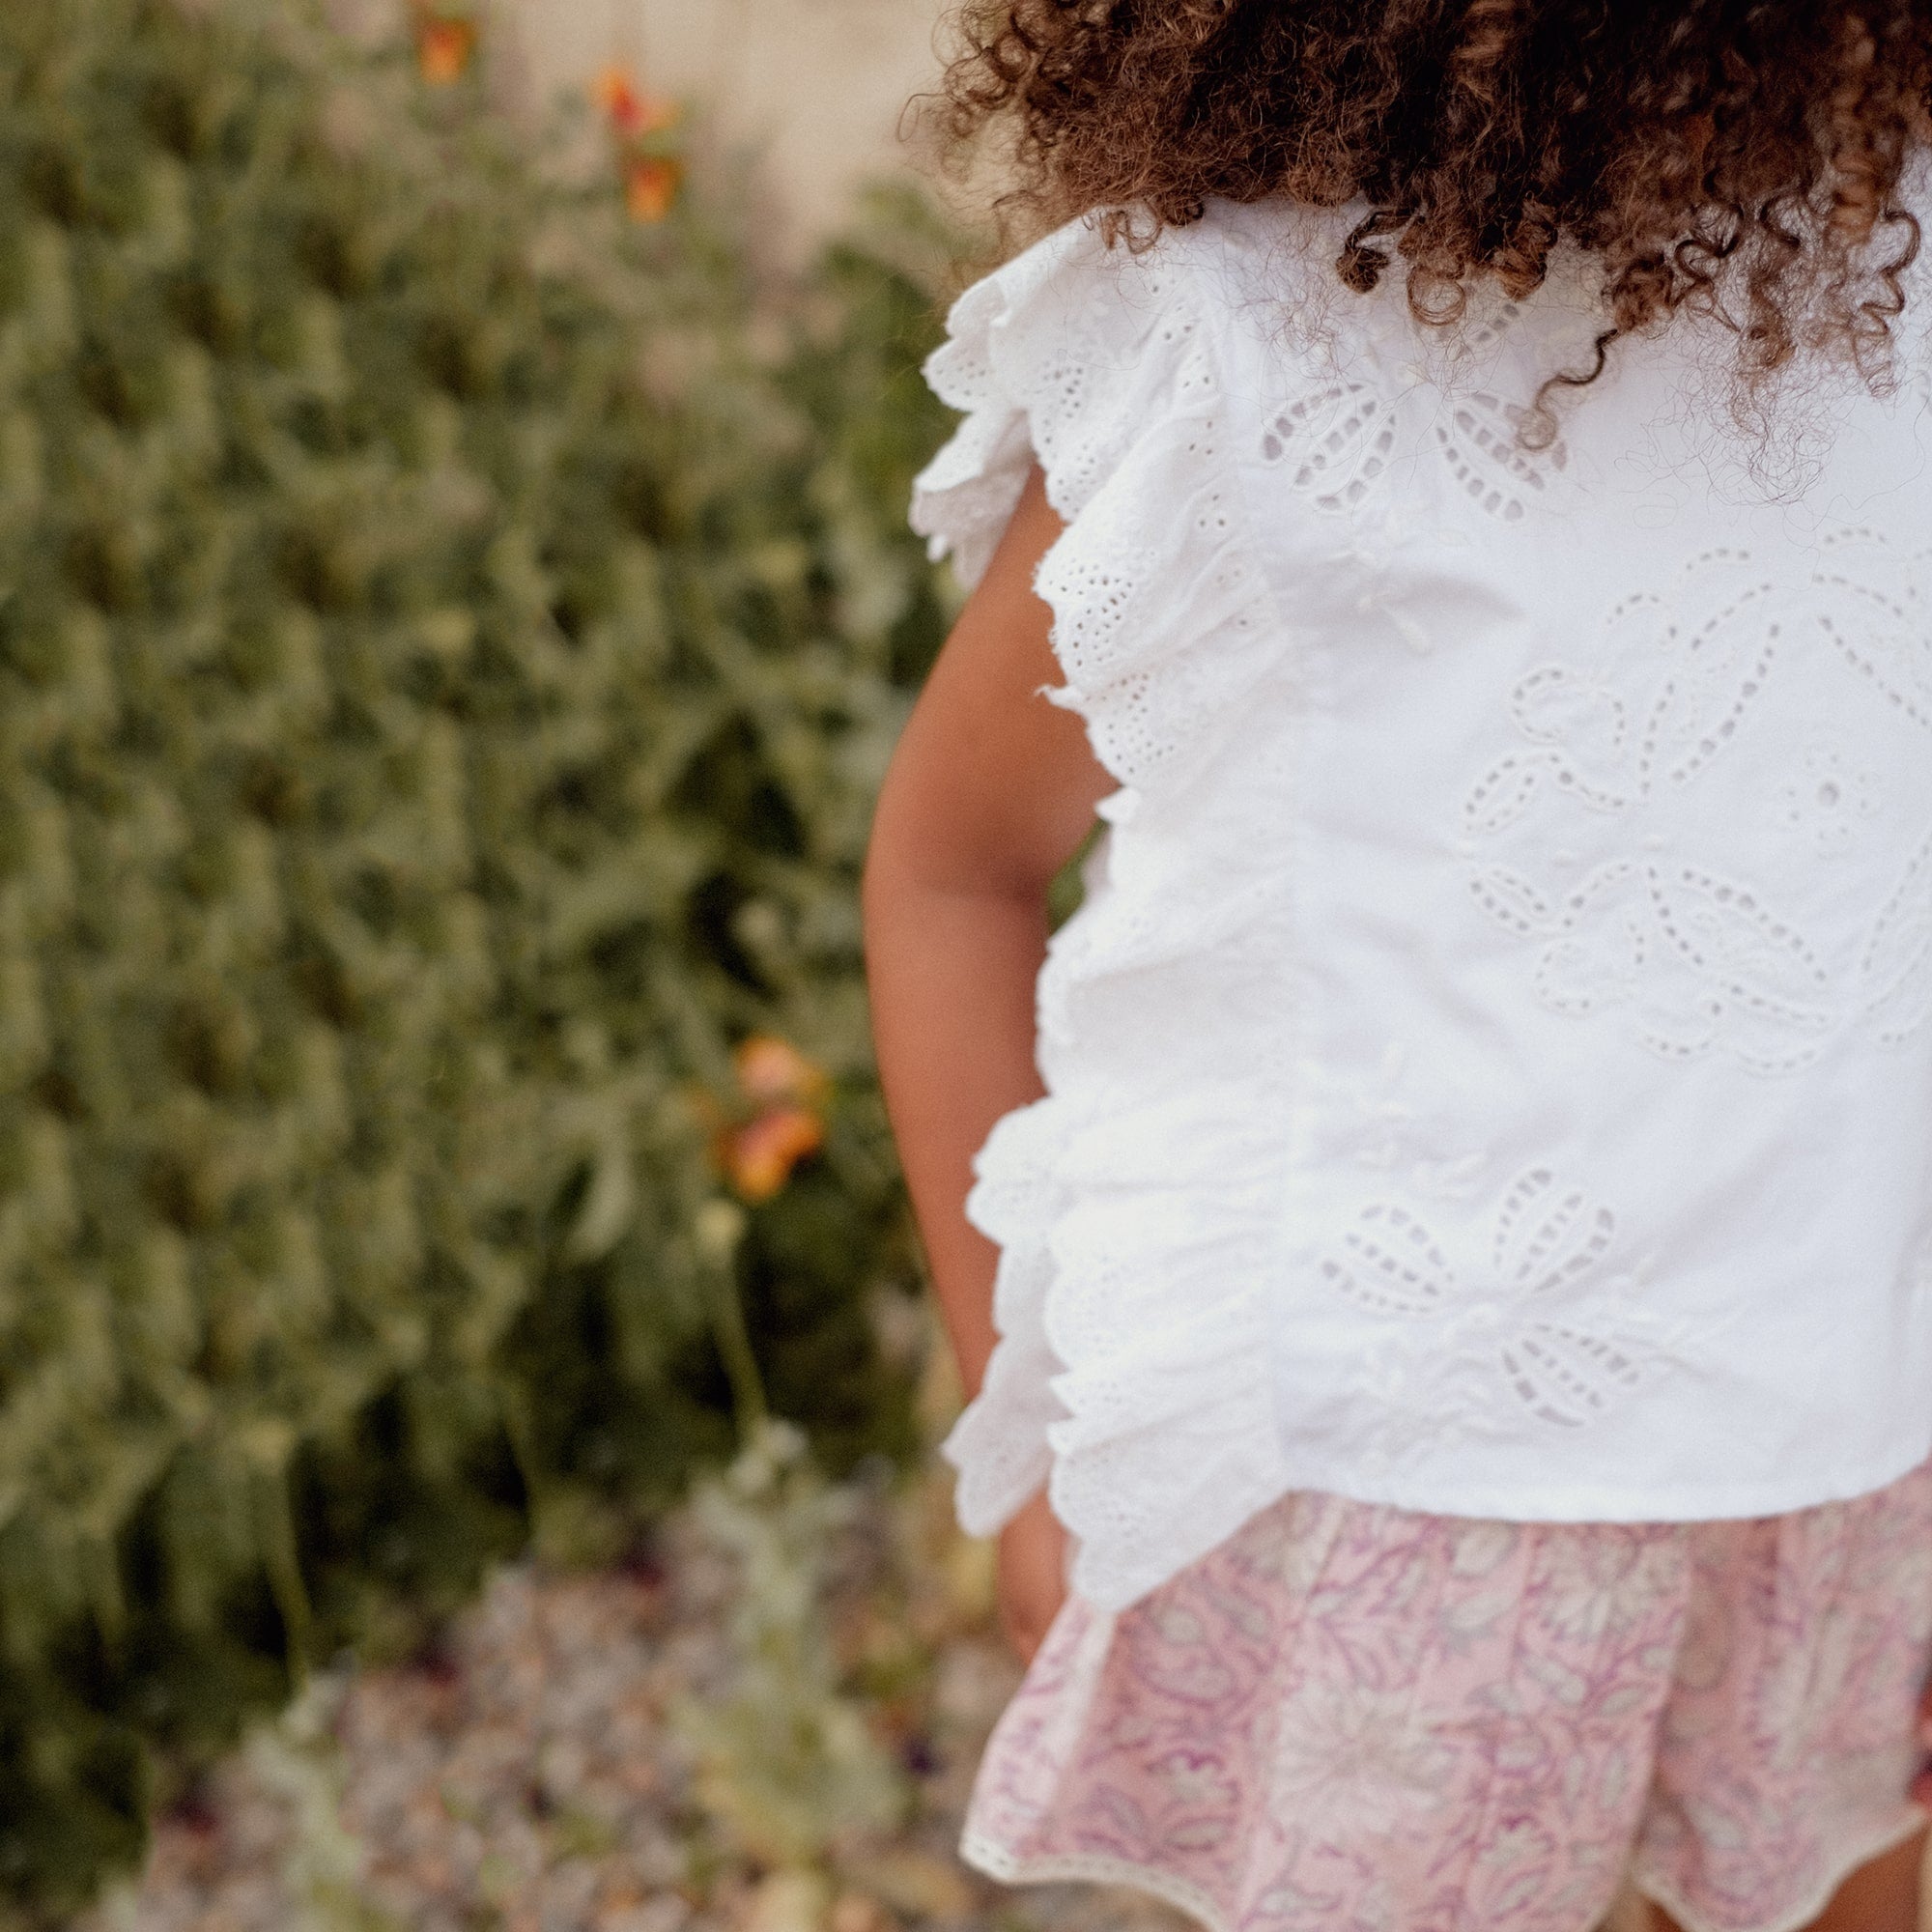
500 0 954 243
0 3 1183 1929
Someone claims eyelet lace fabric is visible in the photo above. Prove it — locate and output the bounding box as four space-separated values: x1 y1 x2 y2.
914 219 1298 1610
913 202 1932 1615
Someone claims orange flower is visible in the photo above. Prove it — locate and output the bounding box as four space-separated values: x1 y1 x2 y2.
624 156 684 224
692 1037 830 1201
594 65 682 137
594 63 641 132
722 1106 825 1204
414 9 476 85
733 1036 830 1108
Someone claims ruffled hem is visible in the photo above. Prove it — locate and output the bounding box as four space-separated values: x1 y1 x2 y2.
962 1834 1225 1932
921 214 1300 1613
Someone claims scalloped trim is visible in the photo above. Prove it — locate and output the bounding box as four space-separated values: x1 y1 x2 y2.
961 1830 1226 1932
1630 1810 1929 1932
918 217 1303 1615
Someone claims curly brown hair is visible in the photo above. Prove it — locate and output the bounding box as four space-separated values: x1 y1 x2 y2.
937 1 1932 395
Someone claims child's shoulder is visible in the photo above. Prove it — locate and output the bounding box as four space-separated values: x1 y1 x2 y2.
931 200 1355 459
973 197 1349 329
917 205 1315 585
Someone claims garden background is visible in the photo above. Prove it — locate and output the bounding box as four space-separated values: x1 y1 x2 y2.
0 1 1161 1927
0 7 1771 1932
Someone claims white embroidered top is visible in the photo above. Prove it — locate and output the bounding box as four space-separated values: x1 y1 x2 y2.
909 196 1932 1614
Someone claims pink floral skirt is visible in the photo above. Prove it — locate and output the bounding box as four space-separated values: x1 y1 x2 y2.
964 1462 1932 1932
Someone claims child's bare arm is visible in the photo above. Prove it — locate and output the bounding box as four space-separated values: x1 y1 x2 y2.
863 466 1107 1653
864 466 1106 1401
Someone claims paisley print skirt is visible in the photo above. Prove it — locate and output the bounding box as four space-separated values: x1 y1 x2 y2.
964 1462 1932 1932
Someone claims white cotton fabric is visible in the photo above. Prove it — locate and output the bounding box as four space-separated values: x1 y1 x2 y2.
909 197 1932 1614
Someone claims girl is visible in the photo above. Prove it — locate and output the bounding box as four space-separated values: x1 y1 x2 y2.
862 6 1932 1929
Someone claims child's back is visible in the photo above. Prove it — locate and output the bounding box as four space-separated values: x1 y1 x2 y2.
865 12 1932 1929
918 196 1932 1611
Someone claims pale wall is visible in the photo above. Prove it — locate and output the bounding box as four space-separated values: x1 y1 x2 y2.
501 0 957 240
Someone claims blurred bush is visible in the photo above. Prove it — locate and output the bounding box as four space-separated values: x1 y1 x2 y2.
0 0 957 1913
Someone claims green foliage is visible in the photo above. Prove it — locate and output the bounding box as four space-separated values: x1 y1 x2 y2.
0 0 956 1914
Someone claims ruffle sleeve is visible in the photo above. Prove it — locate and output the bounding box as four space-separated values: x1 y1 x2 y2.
911 214 1300 1613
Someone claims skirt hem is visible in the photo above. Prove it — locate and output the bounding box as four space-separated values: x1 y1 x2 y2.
1628 1805 1927 1932
968 1806 1931 1932
962 1829 1228 1932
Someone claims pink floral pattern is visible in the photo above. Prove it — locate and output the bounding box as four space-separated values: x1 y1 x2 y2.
965 1463 1932 1932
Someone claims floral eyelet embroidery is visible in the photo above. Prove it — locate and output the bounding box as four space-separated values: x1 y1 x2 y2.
1813 525 1932 729
1259 383 1395 512
1861 826 1932 1047
1433 392 1569 523
1321 1169 1668 1460
1782 746 1879 852
1257 303 1570 523
1463 537 1932 1070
